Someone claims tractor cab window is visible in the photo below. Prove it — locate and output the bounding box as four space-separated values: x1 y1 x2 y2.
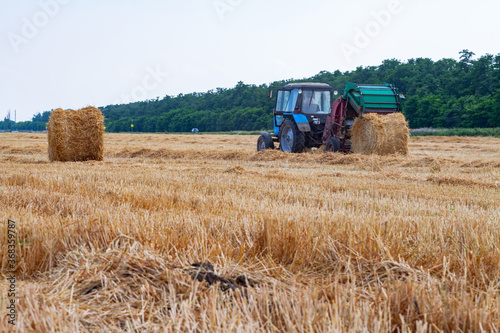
301 90 331 114
276 90 290 112
276 89 299 112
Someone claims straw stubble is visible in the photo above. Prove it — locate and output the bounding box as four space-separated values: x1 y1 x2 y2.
1 132 499 332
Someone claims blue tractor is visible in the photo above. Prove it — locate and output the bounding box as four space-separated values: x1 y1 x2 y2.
257 82 403 153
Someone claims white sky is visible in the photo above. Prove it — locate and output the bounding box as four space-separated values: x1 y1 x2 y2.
1 0 499 121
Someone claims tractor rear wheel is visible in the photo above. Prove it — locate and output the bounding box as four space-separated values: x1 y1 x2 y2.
325 137 341 153
279 119 305 153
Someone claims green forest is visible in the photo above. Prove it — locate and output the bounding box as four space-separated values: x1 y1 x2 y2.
5 50 500 133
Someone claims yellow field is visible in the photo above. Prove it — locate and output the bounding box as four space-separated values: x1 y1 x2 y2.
1 133 499 332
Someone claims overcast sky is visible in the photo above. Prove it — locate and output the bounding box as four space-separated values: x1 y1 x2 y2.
1 0 499 121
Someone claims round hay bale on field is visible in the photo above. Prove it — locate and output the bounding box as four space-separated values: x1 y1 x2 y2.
47 107 104 162
351 113 409 155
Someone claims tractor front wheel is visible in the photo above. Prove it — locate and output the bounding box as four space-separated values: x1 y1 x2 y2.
325 137 341 153
257 133 274 151
279 119 305 153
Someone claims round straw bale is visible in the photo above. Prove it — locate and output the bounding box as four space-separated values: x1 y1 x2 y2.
47 107 104 162
351 113 409 155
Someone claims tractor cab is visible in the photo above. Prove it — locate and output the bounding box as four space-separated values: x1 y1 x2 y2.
275 83 332 114
274 83 332 126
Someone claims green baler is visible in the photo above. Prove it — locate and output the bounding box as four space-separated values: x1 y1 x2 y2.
343 82 402 115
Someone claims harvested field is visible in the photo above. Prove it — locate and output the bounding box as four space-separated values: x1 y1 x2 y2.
1 133 499 332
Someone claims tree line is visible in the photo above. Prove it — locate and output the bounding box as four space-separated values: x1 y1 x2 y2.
4 50 500 132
